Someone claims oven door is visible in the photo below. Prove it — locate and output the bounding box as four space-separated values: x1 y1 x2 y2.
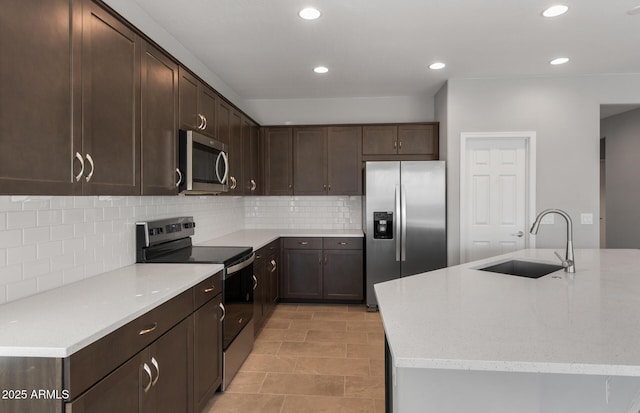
179 129 229 194
222 253 255 349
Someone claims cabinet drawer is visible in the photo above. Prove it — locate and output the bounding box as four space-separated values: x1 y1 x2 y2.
64 289 192 399
256 239 280 261
194 271 223 310
283 237 322 250
323 237 363 250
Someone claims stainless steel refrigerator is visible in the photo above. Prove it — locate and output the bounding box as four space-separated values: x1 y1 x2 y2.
365 161 447 309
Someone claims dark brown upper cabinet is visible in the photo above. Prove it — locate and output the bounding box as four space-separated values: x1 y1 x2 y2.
0 0 76 194
140 41 179 195
178 68 216 139
362 123 439 160
327 126 362 195
293 127 327 195
77 0 141 195
263 127 294 195
292 126 362 195
243 118 262 195
215 98 231 146
227 110 243 195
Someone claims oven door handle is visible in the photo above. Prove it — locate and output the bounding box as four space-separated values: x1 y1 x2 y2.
225 252 255 275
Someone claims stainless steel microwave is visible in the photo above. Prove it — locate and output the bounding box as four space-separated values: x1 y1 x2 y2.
178 130 229 194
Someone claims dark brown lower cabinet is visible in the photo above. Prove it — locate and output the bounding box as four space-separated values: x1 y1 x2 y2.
281 237 363 302
323 249 364 301
193 294 222 413
254 241 281 335
67 317 192 413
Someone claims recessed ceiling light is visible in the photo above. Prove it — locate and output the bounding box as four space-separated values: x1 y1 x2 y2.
429 62 446 70
628 5 640 15
542 5 569 17
550 57 570 65
313 66 329 74
299 7 321 20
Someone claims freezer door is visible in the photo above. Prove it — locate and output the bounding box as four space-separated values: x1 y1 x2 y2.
400 161 447 277
365 162 401 308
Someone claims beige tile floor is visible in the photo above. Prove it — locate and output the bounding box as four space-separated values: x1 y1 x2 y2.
204 303 386 413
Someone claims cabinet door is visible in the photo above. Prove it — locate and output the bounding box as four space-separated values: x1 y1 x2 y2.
198 86 217 138
242 117 254 194
178 67 199 131
253 260 267 334
81 1 140 195
264 128 293 195
397 124 438 155
227 110 243 195
215 98 231 146
362 125 397 155
323 250 364 301
0 0 76 194
193 295 222 413
150 317 193 413
65 353 142 413
327 126 362 195
250 123 262 195
293 127 327 195
141 41 178 195
282 249 323 300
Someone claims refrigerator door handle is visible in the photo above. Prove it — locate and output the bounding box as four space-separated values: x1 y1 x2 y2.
395 184 401 261
401 184 407 261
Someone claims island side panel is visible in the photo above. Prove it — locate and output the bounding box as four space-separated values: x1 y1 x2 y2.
394 367 640 413
0 357 64 413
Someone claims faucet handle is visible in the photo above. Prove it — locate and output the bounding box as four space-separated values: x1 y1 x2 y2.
554 251 573 268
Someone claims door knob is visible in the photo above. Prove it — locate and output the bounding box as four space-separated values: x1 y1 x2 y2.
511 231 524 238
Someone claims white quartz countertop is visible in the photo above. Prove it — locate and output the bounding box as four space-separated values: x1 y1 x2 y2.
375 249 640 376
198 229 363 251
0 263 223 358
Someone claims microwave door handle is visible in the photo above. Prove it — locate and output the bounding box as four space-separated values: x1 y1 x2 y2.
216 151 229 185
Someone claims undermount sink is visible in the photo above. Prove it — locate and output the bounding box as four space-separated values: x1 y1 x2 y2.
478 260 563 279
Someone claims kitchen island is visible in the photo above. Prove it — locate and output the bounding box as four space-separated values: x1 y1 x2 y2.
375 249 640 413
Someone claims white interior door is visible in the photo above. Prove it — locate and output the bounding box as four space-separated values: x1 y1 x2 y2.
462 136 532 263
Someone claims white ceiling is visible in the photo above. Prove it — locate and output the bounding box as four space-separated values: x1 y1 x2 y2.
130 0 640 100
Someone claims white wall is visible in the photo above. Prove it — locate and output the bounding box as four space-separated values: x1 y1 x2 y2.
245 95 435 125
444 74 640 265
601 108 640 248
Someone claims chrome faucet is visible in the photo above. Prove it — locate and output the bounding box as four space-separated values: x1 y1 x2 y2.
530 209 575 273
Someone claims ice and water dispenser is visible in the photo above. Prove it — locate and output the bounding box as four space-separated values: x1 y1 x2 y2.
373 212 393 239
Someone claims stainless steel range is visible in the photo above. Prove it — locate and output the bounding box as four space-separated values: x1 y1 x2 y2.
136 216 254 391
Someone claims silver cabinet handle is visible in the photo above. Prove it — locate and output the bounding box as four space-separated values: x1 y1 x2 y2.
74 152 84 182
204 285 216 293
229 176 237 189
252 275 258 290
512 231 524 238
269 259 277 273
250 179 256 191
393 139 397 150
203 115 208 130
197 114 205 130
143 363 152 393
150 357 159 386
219 302 225 322
299 241 308 245
338 241 349 245
138 322 157 335
85 154 94 182
399 141 402 150
323 184 327 190
175 168 183 187
328 184 331 191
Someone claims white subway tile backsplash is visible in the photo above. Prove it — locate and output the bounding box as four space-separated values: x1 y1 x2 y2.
23 227 50 245
7 245 37 265
37 272 63 292
23 259 51 280
37 241 63 260
0 194 360 304
6 278 38 302
6 211 37 229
